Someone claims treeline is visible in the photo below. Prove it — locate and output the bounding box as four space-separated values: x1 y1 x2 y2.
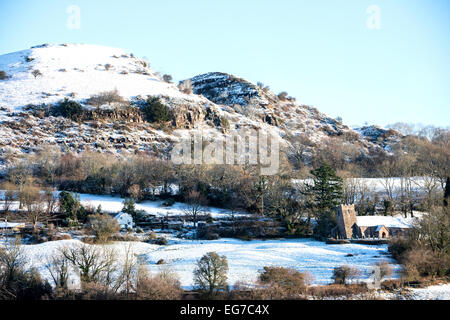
2 141 449 238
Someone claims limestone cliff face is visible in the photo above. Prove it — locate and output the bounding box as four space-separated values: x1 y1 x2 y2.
190 72 277 107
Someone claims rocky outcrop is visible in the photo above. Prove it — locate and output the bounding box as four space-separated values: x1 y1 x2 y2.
190 72 277 107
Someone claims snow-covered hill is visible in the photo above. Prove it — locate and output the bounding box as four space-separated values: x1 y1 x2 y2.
0 43 400 168
0 43 200 112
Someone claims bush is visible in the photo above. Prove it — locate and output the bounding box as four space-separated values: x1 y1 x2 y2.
87 214 120 243
278 91 288 101
178 79 193 94
152 237 168 246
258 266 308 297
332 265 360 285
136 267 182 300
162 198 176 207
55 99 84 121
142 97 173 123
163 74 173 83
86 89 126 107
307 284 368 298
0 70 8 80
32 69 43 78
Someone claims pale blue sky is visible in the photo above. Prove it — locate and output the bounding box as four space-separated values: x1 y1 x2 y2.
1 0 449 127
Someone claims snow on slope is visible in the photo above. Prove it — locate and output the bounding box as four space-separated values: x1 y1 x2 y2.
0 43 200 112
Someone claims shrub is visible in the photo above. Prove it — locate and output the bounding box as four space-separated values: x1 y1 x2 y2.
194 252 229 297
258 266 308 297
163 74 173 83
162 198 176 207
152 237 168 246
0 70 8 80
136 267 182 300
220 116 230 129
308 283 368 298
32 69 43 78
86 89 126 107
87 214 121 243
142 97 173 123
178 79 193 94
332 265 360 285
402 248 448 279
55 99 84 121
278 91 288 101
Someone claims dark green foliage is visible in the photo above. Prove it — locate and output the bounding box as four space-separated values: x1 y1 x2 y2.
59 191 87 223
306 162 343 211
56 99 84 121
305 162 343 236
142 97 173 123
122 198 143 221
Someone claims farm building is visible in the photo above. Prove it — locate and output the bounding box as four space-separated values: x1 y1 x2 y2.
112 212 134 229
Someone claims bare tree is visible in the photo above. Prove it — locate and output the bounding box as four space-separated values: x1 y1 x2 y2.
60 244 117 286
114 243 138 298
183 190 206 228
45 252 70 289
20 179 50 229
194 252 229 297
1 182 17 216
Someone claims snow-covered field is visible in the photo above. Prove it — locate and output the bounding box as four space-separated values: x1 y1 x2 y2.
0 190 249 219
408 284 450 300
77 193 249 219
17 237 399 289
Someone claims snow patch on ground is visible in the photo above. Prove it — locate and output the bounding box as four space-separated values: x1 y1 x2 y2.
408 284 450 300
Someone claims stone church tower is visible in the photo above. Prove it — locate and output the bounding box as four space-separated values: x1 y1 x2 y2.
335 205 357 239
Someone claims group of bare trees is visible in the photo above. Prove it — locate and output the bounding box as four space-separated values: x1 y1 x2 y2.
1 177 59 229
1 240 182 300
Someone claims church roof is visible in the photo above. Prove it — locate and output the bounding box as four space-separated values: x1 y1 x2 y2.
356 216 414 229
